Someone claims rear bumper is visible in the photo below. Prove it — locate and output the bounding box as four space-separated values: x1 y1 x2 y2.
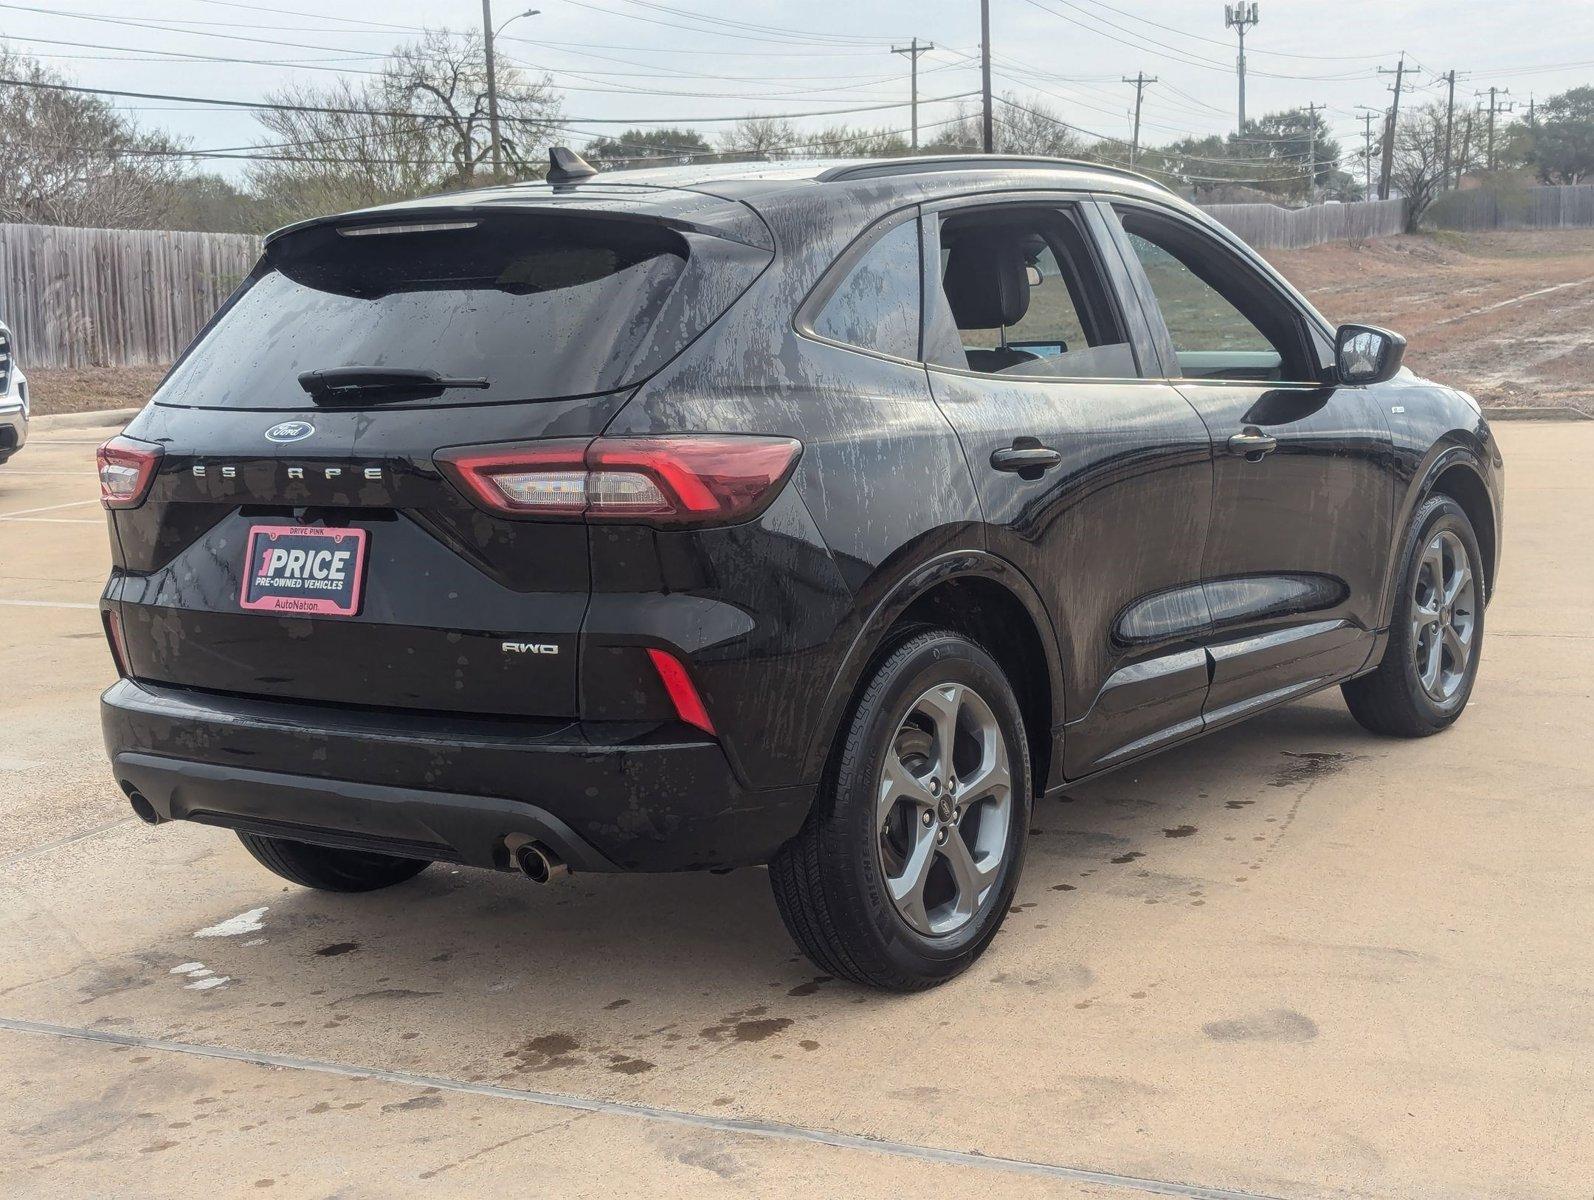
101 679 812 872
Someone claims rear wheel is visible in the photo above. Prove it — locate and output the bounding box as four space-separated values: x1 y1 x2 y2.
236 832 429 893
1343 495 1485 737
770 630 1031 991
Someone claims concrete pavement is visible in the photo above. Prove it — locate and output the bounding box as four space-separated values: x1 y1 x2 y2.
1 421 1589 1199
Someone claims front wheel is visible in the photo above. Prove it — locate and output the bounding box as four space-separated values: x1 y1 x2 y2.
1343 495 1486 737
770 630 1032 991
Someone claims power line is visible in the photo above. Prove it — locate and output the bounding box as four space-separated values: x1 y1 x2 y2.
0 73 979 125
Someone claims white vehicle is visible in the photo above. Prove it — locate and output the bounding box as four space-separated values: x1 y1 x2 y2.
0 321 28 465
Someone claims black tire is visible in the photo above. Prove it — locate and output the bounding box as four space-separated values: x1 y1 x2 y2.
236 832 429 893
769 629 1032 991
1343 495 1486 737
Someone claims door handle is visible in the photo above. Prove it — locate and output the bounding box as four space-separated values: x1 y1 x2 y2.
1227 429 1279 460
991 444 1063 474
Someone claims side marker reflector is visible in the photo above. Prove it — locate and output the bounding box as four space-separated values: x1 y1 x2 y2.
646 648 716 735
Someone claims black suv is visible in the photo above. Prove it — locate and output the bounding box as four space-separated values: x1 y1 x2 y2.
99 154 1503 990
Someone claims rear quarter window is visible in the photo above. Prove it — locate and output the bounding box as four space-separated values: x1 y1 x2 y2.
809 218 921 362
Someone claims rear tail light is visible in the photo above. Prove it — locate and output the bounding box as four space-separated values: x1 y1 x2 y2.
437 435 802 526
646 648 716 735
97 436 163 509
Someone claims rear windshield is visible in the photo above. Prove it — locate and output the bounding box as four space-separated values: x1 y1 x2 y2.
155 212 759 409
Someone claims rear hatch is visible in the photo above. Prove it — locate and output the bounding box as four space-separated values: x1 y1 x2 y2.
106 193 770 719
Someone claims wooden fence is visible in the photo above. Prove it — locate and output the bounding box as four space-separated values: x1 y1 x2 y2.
1427 184 1594 232
1198 198 1409 250
0 223 261 370
0 199 1422 371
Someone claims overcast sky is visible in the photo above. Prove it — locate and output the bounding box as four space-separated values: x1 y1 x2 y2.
3 0 1591 176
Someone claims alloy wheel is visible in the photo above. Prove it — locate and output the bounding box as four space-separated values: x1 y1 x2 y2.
1411 529 1477 703
876 682 1013 937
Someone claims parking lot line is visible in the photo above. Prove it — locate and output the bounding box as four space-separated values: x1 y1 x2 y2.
0 599 98 611
0 499 99 519
0 1015 1283 1200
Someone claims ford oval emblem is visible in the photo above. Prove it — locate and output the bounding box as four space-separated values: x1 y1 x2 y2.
265 420 315 444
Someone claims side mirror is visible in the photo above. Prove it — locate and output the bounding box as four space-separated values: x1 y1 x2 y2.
1336 324 1407 386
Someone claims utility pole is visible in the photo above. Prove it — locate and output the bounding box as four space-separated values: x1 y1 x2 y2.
1441 69 1457 193
1476 86 1514 171
483 0 502 178
481 4 539 179
1458 107 1476 185
1304 101 1327 201
1224 3 1260 133
1376 55 1406 200
980 0 994 153
1122 72 1158 165
1356 107 1381 199
892 39 935 151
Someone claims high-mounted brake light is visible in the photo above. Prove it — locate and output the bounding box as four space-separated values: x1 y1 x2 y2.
436 435 802 527
97 436 163 509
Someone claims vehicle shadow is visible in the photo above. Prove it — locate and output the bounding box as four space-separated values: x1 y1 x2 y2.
225 689 1379 1035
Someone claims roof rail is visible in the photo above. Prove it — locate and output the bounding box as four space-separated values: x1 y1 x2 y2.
817 155 1174 195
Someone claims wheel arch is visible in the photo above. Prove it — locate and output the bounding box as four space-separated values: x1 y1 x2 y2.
1427 458 1497 605
803 551 1064 797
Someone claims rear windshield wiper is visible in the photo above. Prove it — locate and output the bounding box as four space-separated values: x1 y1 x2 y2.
297 367 490 403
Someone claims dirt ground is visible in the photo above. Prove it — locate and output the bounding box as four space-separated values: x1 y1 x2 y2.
1265 229 1594 414
23 365 168 416
18 228 1594 416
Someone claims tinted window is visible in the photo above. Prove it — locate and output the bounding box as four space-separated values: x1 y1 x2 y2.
156 213 762 409
1116 207 1315 382
1124 232 1273 354
928 206 1137 380
811 219 921 361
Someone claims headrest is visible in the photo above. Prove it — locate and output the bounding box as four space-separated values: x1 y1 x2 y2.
942 232 1032 329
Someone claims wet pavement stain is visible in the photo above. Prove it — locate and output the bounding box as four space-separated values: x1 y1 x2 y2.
1110 852 1145 864
606 1057 655 1075
505 1032 583 1072
1163 825 1198 838
1271 751 1366 789
380 1092 444 1113
1203 1009 1319 1043
700 1007 794 1043
787 976 833 997
1052 883 1077 891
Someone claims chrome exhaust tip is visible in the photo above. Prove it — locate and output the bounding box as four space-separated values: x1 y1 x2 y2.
123 786 164 825
512 840 568 884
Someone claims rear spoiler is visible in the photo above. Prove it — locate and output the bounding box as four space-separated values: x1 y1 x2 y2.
265 195 774 254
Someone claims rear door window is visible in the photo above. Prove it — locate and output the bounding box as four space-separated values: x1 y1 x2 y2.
926 204 1138 380
155 212 766 409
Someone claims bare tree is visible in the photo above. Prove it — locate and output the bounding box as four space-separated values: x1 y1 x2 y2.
926 95 1092 158
801 124 911 158
0 47 190 228
718 116 799 159
1392 102 1462 231
247 29 560 227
